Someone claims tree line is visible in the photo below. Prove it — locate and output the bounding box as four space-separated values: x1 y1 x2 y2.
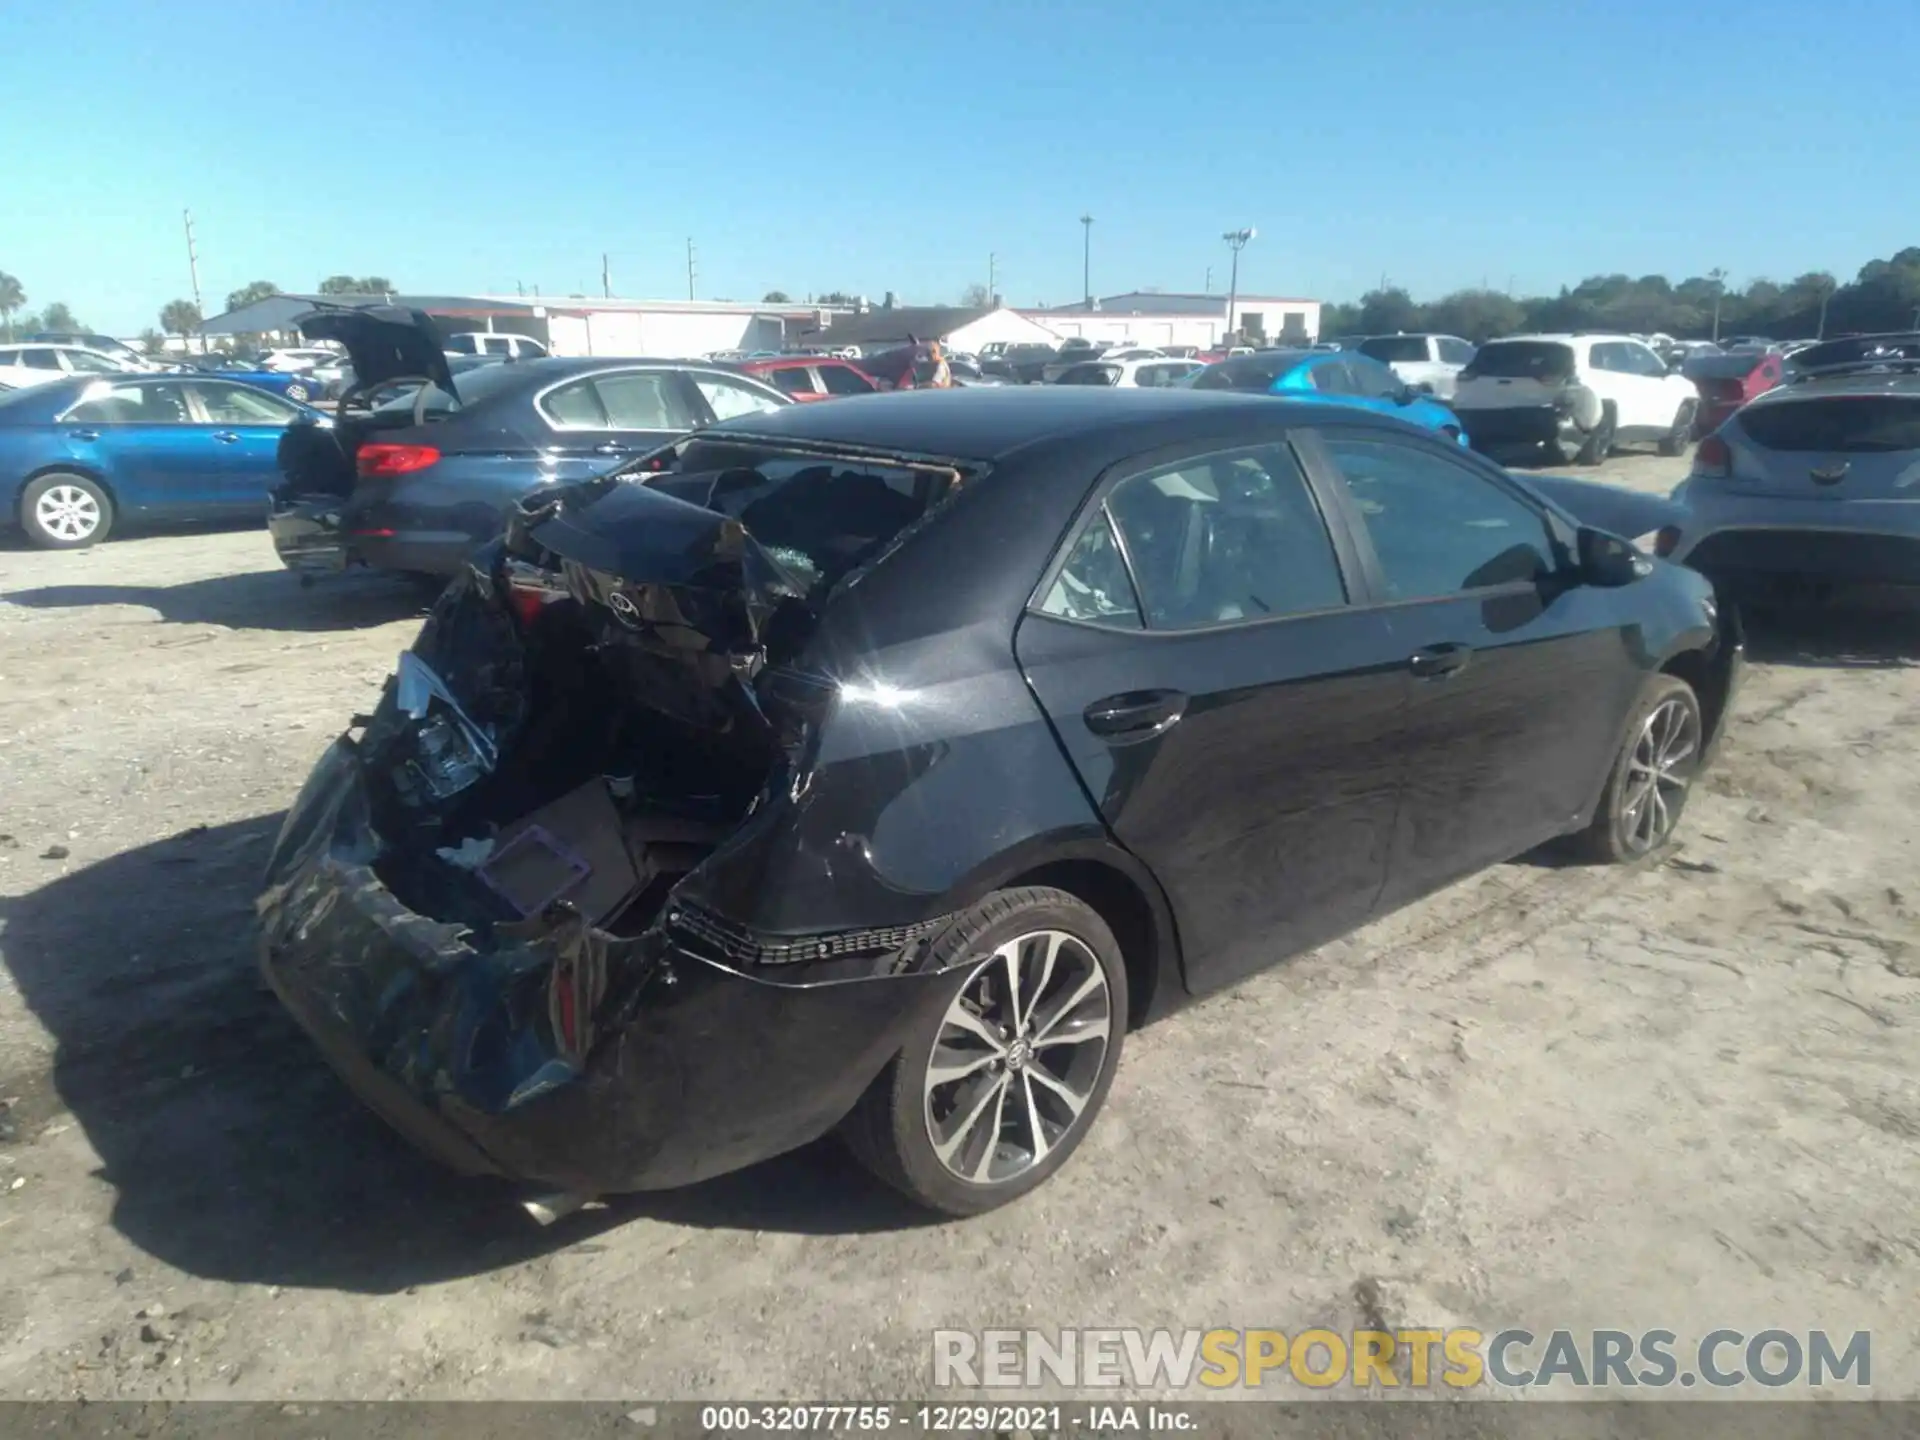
1318 247 1920 344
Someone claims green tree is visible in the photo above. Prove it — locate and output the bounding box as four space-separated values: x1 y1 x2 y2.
360 276 393 295
1318 301 1361 339
318 275 360 295
1355 286 1421 335
762 289 791 303
960 283 991 307
225 279 281 312
817 290 859 306
137 328 166 356
1422 289 1526 343
40 301 80 333
0 271 24 340
159 299 203 351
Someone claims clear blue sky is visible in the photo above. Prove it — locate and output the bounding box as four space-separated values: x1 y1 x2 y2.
4 0 1917 334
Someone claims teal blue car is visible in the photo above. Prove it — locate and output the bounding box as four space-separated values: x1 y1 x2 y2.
1190 348 1470 446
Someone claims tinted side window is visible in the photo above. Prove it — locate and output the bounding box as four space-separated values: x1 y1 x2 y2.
763 367 820 397
1309 360 1352 395
1623 343 1667 377
1103 444 1347 629
23 349 61 370
1438 338 1477 365
594 371 696 430
541 377 609 427
1037 510 1142 629
444 335 478 354
818 364 875 395
1319 435 1553 600
64 383 176 424
189 382 298 423
1346 356 1402 399
1589 343 1626 373
482 336 513 355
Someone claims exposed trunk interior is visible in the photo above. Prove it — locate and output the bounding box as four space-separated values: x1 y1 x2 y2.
353 445 968 947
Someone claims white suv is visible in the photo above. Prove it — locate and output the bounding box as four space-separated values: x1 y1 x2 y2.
1353 333 1476 399
0 344 134 389
1449 333 1700 464
444 331 549 359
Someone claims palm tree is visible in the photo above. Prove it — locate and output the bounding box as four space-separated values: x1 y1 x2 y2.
0 272 24 341
159 299 203 353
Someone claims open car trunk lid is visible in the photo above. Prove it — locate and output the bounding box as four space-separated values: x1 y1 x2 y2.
296 303 458 400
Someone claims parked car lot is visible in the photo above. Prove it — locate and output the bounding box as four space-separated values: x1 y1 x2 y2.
1 438 1915 1398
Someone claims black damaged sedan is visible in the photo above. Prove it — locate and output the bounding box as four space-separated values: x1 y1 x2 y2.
259 388 1742 1215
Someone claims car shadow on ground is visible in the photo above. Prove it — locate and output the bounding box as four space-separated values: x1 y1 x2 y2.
1738 599 1920 669
0 817 933 1295
1 568 432 633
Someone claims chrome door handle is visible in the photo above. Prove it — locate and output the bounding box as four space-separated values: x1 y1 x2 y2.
212 431 241 443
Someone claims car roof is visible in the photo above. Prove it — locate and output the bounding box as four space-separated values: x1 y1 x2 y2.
702 385 1393 462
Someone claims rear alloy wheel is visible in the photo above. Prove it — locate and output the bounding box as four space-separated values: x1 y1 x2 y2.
1574 404 1617 466
284 381 311 403
842 886 1127 1215
20 472 114 549
1570 675 1703 863
1658 400 1696 457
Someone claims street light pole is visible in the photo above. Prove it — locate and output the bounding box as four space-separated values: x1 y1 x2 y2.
1708 267 1728 343
1080 214 1094 309
1222 228 1255 345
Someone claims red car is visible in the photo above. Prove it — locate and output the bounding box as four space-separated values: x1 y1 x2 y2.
733 355 879 402
1683 349 1785 437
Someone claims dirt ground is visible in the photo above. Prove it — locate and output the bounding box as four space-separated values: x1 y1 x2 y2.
0 449 1916 1404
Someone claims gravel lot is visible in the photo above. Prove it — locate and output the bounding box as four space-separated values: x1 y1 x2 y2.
0 450 1916 1403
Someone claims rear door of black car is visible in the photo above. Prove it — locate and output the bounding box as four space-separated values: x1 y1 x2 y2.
1013 433 1412 994
1296 425 1646 904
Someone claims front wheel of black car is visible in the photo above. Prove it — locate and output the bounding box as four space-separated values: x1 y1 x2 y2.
842 887 1127 1216
1570 675 1703 863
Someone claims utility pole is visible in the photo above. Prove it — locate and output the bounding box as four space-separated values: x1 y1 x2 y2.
516 280 525 297
1709 267 1729 342
601 253 611 299
988 252 997 304
687 238 697 301
1222 228 1256 345
1205 265 1213 293
1080 214 1094 309
1817 276 1835 339
182 209 203 349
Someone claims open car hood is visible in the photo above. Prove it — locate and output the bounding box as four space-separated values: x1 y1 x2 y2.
295 304 456 398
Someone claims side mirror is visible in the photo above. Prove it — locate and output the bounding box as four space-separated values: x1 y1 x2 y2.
1577 526 1653 587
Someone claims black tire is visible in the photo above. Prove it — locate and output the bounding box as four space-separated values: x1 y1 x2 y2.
284 381 311 403
1568 674 1703 864
1574 404 1617 466
841 886 1128 1216
19 471 114 549
1657 400 1696 457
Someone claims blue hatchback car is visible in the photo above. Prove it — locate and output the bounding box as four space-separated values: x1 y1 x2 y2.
1190 349 1470 445
0 374 326 548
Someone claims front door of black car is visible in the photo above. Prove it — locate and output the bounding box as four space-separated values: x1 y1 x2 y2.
1299 428 1646 906
535 369 703 479
1014 438 1411 994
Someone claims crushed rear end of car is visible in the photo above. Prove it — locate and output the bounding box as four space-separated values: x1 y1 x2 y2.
258 453 978 1195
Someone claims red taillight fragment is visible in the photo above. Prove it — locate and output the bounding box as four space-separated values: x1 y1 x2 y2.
350 527 397 538
1693 433 1731 478
357 443 441 477
1652 525 1681 558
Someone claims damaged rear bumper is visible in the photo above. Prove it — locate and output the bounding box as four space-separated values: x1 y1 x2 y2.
258 740 962 1195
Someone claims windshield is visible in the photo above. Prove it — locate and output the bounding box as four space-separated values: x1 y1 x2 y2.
1463 341 1575 382
1358 336 1429 363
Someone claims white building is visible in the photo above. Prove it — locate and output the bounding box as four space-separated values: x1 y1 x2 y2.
1020 291 1321 349
199 291 855 359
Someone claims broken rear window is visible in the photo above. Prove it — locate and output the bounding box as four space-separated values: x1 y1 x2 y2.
639 440 967 595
